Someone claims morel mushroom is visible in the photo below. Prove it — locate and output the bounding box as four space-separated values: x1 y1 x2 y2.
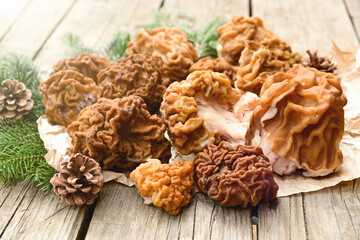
160 70 259 155
52 52 112 83
251 64 347 177
194 141 278 207
236 41 290 95
40 70 100 127
190 57 238 84
67 96 171 171
217 15 300 66
97 54 169 113
130 159 194 215
126 27 198 83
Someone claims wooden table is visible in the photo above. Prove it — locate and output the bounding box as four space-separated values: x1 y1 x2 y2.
0 0 360 239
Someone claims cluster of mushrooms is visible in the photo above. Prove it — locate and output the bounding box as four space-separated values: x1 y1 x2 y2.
42 15 346 215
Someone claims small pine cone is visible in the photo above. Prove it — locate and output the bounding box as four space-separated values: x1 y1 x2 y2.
0 79 34 119
302 50 337 73
50 153 104 206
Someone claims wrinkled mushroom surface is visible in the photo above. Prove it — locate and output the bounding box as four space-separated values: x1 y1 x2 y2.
67 96 171 171
251 64 347 177
190 57 238 84
194 141 278 207
217 15 300 66
236 41 290 95
40 70 100 127
52 52 112 83
130 159 194 215
161 70 258 155
97 54 169 113
126 27 198 83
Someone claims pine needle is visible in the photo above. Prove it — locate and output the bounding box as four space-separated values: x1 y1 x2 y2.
103 31 130 61
63 32 95 55
0 119 56 193
193 17 226 58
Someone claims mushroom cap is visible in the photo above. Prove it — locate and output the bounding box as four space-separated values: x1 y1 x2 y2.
98 54 169 113
194 141 278 207
130 159 194 215
40 70 100 127
126 27 198 83
160 70 243 155
67 96 171 171
251 64 347 176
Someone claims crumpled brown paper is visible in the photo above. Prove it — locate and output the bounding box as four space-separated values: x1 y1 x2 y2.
37 116 134 187
37 115 72 168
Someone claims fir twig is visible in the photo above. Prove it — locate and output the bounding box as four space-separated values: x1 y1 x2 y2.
63 33 95 55
0 119 56 193
0 54 45 120
193 17 225 58
103 31 130 61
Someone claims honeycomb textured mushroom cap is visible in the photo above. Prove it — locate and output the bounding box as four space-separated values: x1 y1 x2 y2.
67 96 171 171
126 27 198 83
194 141 278 207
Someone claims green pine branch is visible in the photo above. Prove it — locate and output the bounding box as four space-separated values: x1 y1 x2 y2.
103 31 130 61
0 54 56 193
62 33 95 55
63 31 130 61
0 119 56 193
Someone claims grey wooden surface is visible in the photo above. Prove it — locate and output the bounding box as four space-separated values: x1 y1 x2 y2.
0 0 359 239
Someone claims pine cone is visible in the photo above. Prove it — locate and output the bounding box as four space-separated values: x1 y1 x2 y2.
50 153 104 206
302 50 337 73
0 79 34 119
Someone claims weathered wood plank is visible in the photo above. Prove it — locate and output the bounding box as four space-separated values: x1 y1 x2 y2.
86 183 252 240
253 0 359 55
303 181 359 239
0 182 33 236
0 0 75 58
344 0 360 40
162 0 249 26
253 0 360 239
257 195 307 240
93 0 163 48
0 0 30 41
35 0 157 79
0 185 88 240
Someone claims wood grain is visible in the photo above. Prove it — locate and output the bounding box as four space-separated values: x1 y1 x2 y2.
252 0 359 55
303 182 360 239
85 183 252 240
0 185 88 240
34 0 161 80
0 182 33 237
257 195 307 240
93 0 162 48
163 0 249 26
0 0 76 57
0 0 30 40
344 0 360 40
